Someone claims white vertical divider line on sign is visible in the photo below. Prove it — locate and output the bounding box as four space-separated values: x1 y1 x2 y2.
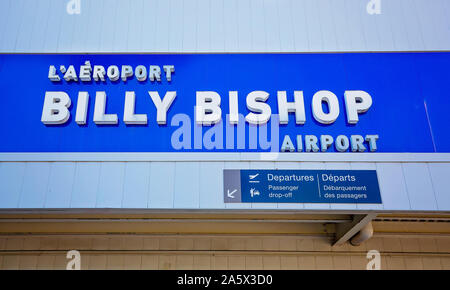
301 162 330 210
325 162 357 210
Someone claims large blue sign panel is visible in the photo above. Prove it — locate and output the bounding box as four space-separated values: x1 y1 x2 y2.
223 170 382 204
0 53 448 152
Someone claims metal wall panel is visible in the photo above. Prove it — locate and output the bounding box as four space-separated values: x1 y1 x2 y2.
122 162 151 208
173 162 200 208
45 162 76 208
199 162 225 208
300 162 329 210
149 162 175 208
0 162 26 208
375 163 411 210
70 162 101 208
1 0 449 53
19 162 51 208
96 162 126 208
1 159 448 211
402 163 438 211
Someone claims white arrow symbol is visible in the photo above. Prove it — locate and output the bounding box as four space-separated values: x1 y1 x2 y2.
227 189 237 198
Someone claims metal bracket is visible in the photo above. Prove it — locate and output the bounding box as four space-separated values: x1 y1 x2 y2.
333 213 377 246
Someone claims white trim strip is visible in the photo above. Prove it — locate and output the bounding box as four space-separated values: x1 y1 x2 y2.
0 153 450 162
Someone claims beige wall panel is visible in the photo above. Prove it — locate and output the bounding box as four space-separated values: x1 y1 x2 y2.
1 234 450 270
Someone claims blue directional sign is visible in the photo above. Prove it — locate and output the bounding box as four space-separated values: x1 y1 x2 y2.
223 169 382 204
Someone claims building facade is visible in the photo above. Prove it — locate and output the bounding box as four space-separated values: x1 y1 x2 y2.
0 0 449 270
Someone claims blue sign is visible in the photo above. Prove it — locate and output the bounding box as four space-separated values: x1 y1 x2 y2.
0 53 449 152
223 170 382 204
